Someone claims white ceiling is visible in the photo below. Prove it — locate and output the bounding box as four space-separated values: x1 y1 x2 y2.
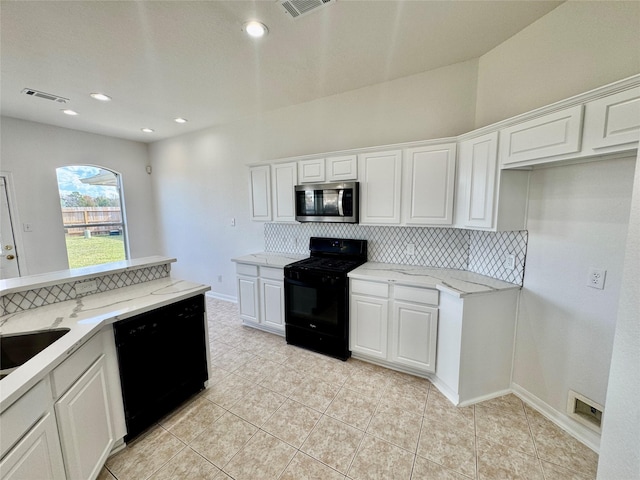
0 0 562 143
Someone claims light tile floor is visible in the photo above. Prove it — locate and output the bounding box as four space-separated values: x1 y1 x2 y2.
99 298 598 480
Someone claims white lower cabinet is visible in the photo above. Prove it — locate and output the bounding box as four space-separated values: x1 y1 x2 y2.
55 356 114 480
390 301 438 372
350 279 438 375
0 409 66 480
236 263 285 335
260 277 285 332
350 294 389 360
0 377 66 480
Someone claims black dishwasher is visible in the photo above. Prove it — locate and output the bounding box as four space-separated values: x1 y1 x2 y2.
113 294 208 442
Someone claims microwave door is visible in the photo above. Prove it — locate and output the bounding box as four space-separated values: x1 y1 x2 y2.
322 190 339 216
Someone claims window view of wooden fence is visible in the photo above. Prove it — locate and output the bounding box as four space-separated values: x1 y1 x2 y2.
62 207 123 236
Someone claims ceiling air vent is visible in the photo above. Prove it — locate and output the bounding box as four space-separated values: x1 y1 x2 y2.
21 88 69 104
281 0 334 19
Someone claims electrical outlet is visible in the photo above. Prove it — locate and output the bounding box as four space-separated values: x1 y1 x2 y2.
230 217 236 226
504 254 516 270
75 280 97 295
217 275 222 283
587 267 606 290
405 243 415 256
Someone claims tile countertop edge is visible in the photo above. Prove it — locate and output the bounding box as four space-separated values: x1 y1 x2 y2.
0 277 209 413
348 262 521 298
0 255 177 295
231 252 307 268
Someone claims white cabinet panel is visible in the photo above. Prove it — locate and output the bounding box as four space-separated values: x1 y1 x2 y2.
583 87 640 151
391 301 438 373
500 105 583 166
358 150 402 224
260 278 284 332
327 155 358 181
249 165 272 222
237 275 259 325
298 158 325 183
350 294 388 359
457 132 498 229
402 143 456 225
55 355 115 480
272 162 297 222
0 411 65 480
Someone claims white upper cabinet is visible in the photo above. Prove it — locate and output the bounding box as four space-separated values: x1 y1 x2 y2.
327 154 358 182
271 162 297 222
249 165 272 222
456 132 528 231
457 132 498 229
500 105 584 167
402 143 456 225
358 150 402 224
298 158 325 184
582 86 640 152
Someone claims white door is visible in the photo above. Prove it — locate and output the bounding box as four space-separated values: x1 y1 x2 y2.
0 176 21 279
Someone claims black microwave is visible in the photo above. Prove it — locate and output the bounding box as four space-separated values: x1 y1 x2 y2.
295 182 359 223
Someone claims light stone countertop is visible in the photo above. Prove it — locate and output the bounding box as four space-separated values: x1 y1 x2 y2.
348 262 520 298
231 252 307 268
0 277 210 412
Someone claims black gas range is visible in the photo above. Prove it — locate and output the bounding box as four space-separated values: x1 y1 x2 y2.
284 237 367 360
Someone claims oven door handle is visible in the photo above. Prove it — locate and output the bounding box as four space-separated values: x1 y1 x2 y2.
338 189 344 216
284 276 344 290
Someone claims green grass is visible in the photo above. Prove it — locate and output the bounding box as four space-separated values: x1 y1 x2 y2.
65 235 126 269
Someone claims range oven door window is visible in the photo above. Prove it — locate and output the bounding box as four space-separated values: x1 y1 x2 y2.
285 279 346 337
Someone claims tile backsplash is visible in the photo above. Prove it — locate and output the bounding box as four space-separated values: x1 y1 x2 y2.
265 223 527 285
1 264 171 315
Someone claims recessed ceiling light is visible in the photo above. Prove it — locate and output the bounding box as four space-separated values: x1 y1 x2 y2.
62 109 79 116
174 117 188 124
90 93 112 102
243 21 268 38
141 128 155 133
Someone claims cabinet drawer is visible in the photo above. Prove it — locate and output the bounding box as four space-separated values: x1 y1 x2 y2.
351 279 389 298
1 377 51 458
394 285 439 306
236 263 258 276
259 266 283 281
51 332 102 399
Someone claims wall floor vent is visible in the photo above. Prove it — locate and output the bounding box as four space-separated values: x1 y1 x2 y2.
21 88 68 104
281 0 334 19
567 390 603 433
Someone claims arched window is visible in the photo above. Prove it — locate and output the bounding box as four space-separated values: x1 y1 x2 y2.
56 166 128 269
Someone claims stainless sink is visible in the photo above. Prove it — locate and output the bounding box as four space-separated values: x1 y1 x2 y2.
0 328 70 379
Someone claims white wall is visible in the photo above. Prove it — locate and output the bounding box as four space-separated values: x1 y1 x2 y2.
513 157 635 423
149 60 479 296
475 1 640 127
0 117 160 274
597 152 640 479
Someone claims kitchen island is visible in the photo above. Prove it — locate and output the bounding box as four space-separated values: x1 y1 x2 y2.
0 257 210 480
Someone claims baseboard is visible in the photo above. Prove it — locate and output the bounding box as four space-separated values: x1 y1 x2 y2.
206 291 237 303
457 388 513 408
511 382 601 453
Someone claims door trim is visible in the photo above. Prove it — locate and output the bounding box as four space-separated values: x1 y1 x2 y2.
0 171 26 277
